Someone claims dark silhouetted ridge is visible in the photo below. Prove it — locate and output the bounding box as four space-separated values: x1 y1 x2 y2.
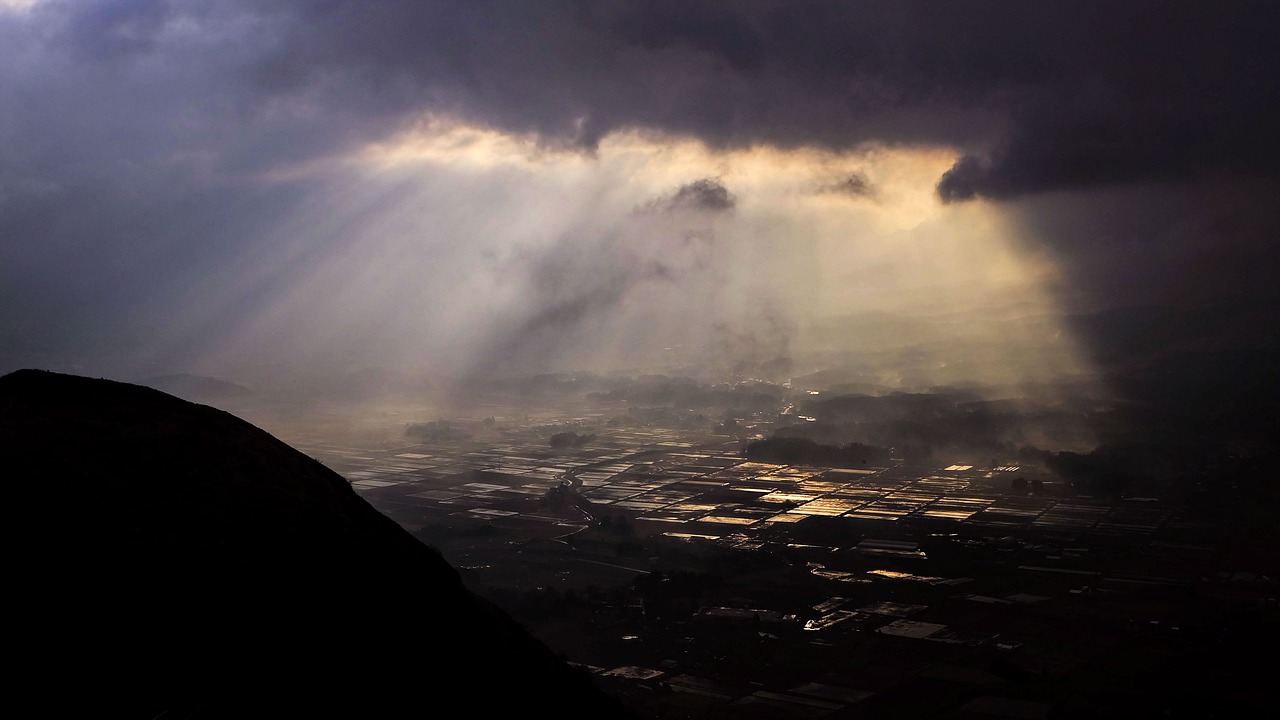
2 369 633 719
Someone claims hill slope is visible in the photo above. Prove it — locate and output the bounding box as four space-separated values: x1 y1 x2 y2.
2 368 633 719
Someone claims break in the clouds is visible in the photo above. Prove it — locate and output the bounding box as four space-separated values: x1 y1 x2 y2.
1 0 1276 391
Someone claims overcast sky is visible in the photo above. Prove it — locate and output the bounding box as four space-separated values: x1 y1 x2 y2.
2 0 1276 393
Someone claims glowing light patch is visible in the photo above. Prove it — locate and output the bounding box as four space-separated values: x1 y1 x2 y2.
171 115 1104 411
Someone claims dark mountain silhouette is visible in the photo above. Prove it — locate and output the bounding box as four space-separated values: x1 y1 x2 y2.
2 369 634 719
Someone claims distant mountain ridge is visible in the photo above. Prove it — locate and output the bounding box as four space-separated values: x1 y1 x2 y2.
2 369 632 719
140 371 254 400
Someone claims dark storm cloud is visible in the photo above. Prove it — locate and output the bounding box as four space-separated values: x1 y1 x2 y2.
245 0 1002 151
1005 179 1280 310
14 1 1280 186
609 0 768 73
235 0 1280 318
11 0 1276 203
231 1 1280 198
669 178 736 212
818 172 876 200
935 39 1280 204
644 178 737 214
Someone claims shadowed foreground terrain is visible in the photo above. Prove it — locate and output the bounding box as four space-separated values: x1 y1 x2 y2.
2 369 633 719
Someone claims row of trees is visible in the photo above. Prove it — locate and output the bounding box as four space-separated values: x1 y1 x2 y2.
744 436 892 468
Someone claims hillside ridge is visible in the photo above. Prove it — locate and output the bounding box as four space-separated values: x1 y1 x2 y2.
2 368 631 719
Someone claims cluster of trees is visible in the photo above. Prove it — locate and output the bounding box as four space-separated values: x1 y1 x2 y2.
744 437 892 468
550 431 596 449
613 405 710 429
405 420 470 442
783 391 1098 462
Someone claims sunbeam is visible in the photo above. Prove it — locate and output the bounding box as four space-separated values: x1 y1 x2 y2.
162 119 1104 409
